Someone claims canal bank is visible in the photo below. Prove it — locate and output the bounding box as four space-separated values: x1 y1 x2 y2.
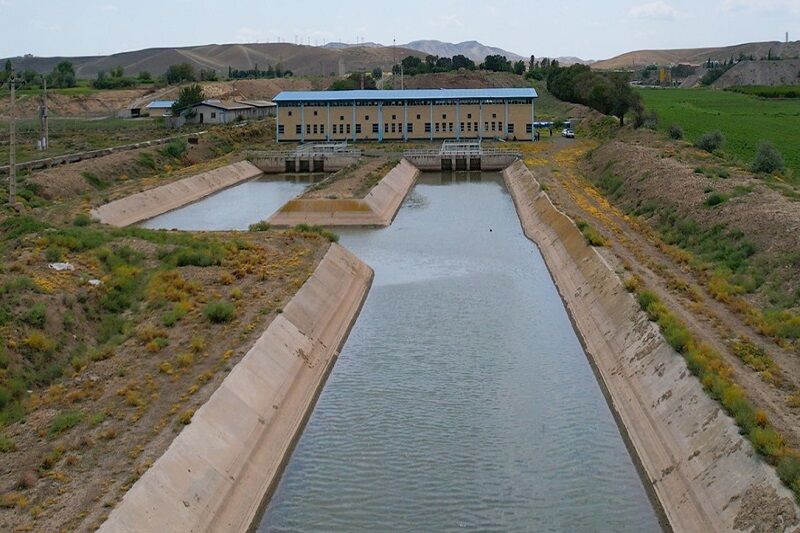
503 160 799 532
98 244 373 532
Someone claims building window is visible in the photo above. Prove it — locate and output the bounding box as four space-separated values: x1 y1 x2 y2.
211 112 217 119
340 115 345 121
416 114 421 120
508 123 515 133
492 113 497 118
373 123 379 133
474 122 478 131
435 123 440 132
467 113 472 119
460 122 464 132
385 123 389 133
425 122 431 132
526 123 533 133
306 124 311 134
313 124 318 134
442 114 447 119
491 121 496 131
449 122 453 132
392 114 397 120
365 115 369 120
484 122 489 131
277 125 285 134
288 111 292 117
355 124 362 134
499 121 503 131
313 110 318 116
346 124 351 134
467 122 472 131
407 123 413 133
296 125 302 134
391 123 396 133
321 124 325 134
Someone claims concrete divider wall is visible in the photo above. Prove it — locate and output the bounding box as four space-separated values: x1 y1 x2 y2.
98 244 373 533
268 158 419 227
503 160 799 532
91 161 262 227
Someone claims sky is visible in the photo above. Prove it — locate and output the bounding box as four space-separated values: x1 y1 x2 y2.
0 0 798 60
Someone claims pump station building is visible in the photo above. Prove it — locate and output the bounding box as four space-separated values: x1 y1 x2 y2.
273 88 538 143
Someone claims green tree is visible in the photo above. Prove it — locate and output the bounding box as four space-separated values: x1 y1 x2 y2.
452 54 475 70
171 84 205 116
481 54 511 72
49 60 76 88
164 63 196 85
608 72 641 126
138 71 152 81
371 67 383 80
513 60 526 75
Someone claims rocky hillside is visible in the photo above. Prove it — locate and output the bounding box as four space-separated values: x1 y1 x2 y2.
712 59 800 89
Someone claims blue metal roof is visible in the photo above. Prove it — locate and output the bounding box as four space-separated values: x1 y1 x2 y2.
273 88 537 103
146 100 175 109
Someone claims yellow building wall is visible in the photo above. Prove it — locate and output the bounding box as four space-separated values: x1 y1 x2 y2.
276 100 536 142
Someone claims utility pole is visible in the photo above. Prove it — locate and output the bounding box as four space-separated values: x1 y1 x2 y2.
39 77 49 151
8 70 18 206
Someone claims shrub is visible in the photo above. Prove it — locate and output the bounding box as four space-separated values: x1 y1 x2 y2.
0 434 14 453
72 214 91 227
293 224 339 243
45 245 63 262
162 302 189 327
203 300 235 323
136 152 156 170
668 123 684 140
49 410 84 436
704 192 727 207
178 409 194 425
575 220 607 246
81 171 106 189
23 331 56 354
751 141 785 174
161 139 188 159
22 303 47 328
248 220 271 232
695 130 725 153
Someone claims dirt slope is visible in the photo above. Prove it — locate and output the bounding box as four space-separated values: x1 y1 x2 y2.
594 40 800 69
713 59 800 89
398 71 529 89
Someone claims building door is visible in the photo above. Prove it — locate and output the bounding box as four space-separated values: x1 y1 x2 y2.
199 113 204 124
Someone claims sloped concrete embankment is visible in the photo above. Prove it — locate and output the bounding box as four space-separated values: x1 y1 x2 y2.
503 160 799 532
90 161 262 227
98 244 373 532
268 158 419 227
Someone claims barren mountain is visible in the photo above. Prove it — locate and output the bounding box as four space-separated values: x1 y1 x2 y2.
400 40 525 61
593 40 800 69
1 43 425 78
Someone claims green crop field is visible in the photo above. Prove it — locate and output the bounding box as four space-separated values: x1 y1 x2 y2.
639 88 800 178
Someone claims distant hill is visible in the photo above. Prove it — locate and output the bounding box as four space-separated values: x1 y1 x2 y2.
1 43 425 78
593 40 800 69
400 40 525 62
323 42 383 50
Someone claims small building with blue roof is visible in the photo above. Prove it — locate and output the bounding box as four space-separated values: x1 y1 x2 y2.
272 88 538 143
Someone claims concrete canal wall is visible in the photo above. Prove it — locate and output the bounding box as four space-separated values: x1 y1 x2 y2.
268 158 419 227
90 161 262 227
503 160 799 532
98 244 373 533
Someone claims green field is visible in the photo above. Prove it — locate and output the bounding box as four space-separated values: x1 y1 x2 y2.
639 88 800 178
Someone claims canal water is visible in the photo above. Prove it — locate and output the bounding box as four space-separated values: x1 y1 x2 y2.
143 172 661 531
259 173 660 532
139 175 310 230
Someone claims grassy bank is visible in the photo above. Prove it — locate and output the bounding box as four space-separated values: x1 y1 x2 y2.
638 88 800 177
